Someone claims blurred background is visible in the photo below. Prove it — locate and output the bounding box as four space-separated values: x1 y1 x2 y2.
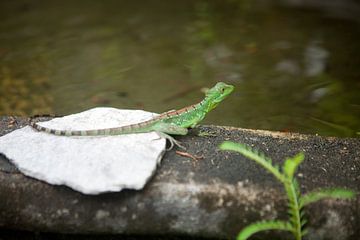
0 0 359 137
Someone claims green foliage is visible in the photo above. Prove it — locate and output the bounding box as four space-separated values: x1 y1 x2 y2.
219 142 284 183
301 189 355 206
219 141 355 240
237 220 292 240
283 153 304 179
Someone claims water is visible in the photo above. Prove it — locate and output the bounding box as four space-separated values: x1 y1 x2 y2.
1 0 359 137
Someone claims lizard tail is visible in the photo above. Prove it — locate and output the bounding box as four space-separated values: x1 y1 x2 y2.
29 117 153 136
30 118 74 136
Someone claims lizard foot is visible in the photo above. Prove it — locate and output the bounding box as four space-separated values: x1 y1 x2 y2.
155 132 186 151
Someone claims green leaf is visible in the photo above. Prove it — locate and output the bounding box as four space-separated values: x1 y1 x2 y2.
283 152 304 179
300 209 306 219
237 220 292 240
301 189 356 206
284 179 303 240
301 218 308 227
302 228 309 236
220 141 285 183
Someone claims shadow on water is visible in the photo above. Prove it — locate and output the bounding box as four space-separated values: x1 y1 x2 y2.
0 0 359 137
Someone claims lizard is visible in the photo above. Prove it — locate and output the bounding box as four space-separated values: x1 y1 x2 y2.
30 82 234 149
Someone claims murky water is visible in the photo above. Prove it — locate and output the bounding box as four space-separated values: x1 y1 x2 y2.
1 0 359 137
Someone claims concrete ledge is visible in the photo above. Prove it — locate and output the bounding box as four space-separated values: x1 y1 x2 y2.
0 116 359 239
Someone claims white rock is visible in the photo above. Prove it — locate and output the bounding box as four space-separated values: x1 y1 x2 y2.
0 107 166 195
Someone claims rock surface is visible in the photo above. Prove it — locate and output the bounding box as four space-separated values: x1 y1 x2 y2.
0 116 359 239
0 108 165 194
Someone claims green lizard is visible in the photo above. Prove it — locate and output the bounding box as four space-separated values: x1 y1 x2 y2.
30 82 234 149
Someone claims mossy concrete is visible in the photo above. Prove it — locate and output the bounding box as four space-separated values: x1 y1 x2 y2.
0 116 359 239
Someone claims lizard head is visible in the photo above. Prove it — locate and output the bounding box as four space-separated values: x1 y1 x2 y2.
205 82 234 110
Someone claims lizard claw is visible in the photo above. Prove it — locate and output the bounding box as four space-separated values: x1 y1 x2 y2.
166 137 186 151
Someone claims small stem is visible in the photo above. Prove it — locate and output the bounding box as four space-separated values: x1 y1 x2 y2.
285 179 302 240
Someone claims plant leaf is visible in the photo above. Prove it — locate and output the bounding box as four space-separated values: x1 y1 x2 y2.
237 220 292 240
301 188 356 206
220 141 285 183
301 218 308 227
283 152 304 179
302 228 309 236
284 178 303 240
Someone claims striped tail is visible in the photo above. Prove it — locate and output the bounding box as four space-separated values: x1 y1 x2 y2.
29 118 155 136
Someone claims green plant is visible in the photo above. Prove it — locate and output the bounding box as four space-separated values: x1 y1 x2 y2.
219 141 355 240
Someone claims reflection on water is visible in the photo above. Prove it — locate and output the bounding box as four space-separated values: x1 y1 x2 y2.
304 40 329 77
0 0 359 137
0 66 53 116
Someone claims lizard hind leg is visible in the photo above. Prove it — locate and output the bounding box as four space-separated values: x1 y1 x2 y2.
155 132 186 150
152 123 188 150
